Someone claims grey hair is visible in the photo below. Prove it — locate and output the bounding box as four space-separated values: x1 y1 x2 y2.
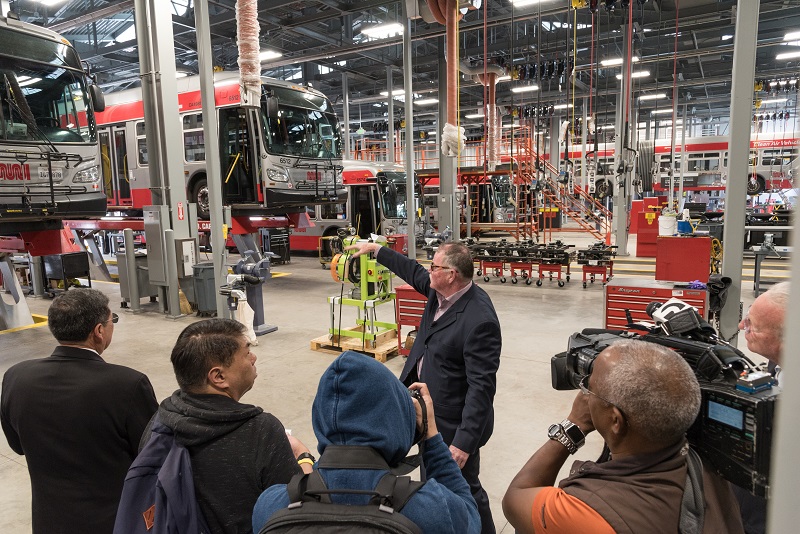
439 242 474 280
761 282 790 339
763 282 790 309
48 288 111 342
596 339 701 446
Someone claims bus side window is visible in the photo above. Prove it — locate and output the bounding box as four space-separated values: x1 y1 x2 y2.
135 121 148 165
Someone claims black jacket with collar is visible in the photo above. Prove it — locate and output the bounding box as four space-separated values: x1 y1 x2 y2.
377 246 502 454
1 345 158 534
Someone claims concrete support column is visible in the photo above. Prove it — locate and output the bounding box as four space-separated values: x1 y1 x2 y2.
437 36 457 236
402 7 417 257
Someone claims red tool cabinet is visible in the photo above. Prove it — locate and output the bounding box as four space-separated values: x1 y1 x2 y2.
604 277 708 330
394 284 427 356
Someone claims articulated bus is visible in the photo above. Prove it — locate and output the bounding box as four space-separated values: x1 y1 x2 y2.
96 72 345 218
290 160 410 254
563 133 798 197
0 15 106 229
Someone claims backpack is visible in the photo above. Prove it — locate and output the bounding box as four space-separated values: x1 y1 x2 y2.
113 420 210 534
260 445 424 534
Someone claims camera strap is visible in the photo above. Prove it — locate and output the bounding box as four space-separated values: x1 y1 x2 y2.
679 447 705 534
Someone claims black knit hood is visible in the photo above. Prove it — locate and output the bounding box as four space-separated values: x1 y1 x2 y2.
156 389 263 447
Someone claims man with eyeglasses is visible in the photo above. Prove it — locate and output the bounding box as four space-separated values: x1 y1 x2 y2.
346 240 501 534
1 288 158 534
503 339 743 534
734 281 789 534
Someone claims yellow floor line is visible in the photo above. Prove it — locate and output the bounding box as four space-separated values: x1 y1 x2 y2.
0 315 48 335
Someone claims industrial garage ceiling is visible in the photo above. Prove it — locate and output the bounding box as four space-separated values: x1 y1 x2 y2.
8 0 800 138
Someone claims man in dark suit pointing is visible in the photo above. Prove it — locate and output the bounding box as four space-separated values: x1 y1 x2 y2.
346 240 502 534
1 288 158 533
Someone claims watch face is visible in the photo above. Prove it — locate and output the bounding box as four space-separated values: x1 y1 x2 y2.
547 423 562 439
564 423 585 443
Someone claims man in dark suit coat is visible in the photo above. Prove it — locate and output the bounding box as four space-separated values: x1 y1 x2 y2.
1 288 158 534
347 241 502 534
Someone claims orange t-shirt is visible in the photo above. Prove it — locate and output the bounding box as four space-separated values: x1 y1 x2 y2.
531 487 616 533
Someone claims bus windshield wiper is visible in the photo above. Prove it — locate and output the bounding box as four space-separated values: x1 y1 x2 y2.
1 73 59 153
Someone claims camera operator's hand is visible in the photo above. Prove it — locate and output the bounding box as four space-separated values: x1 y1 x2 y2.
344 241 381 259
567 392 595 435
408 382 438 439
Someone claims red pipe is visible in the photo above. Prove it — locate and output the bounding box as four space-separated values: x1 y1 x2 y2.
426 0 446 25
487 72 497 167
446 0 458 126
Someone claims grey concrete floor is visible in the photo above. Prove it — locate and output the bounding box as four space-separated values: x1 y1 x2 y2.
0 234 763 534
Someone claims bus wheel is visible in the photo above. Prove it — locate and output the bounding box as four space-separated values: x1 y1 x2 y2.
747 175 765 196
192 177 210 218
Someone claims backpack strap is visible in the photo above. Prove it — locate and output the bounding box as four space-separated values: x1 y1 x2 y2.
369 473 424 513
286 471 332 505
679 447 705 534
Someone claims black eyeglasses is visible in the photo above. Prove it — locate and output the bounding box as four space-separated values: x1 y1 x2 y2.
109 313 119 324
429 263 452 272
579 375 626 422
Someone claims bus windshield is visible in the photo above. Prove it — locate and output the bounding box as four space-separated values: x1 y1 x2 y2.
0 28 95 143
262 86 342 159
377 171 408 219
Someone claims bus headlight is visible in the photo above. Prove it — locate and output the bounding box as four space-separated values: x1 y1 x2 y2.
73 165 100 183
267 168 289 182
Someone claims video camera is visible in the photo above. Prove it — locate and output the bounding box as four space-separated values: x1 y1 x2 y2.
551 298 778 498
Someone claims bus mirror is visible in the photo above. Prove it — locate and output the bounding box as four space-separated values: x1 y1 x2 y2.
265 95 278 118
90 85 105 112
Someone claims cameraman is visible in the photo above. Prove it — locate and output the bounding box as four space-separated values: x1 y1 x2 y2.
734 281 789 534
740 281 788 372
502 339 743 534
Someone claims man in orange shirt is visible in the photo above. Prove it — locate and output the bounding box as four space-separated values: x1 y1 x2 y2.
502 339 744 534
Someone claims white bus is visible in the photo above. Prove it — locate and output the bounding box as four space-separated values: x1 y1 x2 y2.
96 72 345 218
0 15 106 228
290 160 410 254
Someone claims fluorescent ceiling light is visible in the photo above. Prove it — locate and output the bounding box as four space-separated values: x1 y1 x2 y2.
510 0 553 6
465 113 485 119
502 122 522 128
414 98 439 105
776 50 800 60
17 76 42 87
722 34 733 41
380 90 405 97
759 98 788 105
553 104 573 110
660 120 683 126
260 50 283 61
361 23 404 39
650 108 674 115
639 93 667 101
784 31 800 41
39 0 67 5
511 84 539 93
600 125 616 130
601 56 640 67
616 70 650 80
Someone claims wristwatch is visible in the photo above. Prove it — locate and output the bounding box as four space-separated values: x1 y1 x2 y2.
547 419 586 454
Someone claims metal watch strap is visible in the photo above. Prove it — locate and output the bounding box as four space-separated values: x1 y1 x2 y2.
549 424 578 454
555 430 578 454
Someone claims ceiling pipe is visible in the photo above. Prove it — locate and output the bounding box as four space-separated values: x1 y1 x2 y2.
459 61 504 169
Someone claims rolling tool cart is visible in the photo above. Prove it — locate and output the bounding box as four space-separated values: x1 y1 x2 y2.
473 241 510 283
576 242 617 288
508 240 540 285
535 241 574 287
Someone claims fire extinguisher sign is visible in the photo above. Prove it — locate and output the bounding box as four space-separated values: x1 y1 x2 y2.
177 202 185 221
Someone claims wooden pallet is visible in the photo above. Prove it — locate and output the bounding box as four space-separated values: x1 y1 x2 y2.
310 326 399 363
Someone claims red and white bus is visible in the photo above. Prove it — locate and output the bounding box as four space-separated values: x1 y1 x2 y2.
0 15 107 229
96 71 345 218
561 133 798 196
290 160 410 254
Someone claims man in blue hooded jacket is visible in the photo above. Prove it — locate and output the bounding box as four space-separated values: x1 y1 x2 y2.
252 350 480 534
